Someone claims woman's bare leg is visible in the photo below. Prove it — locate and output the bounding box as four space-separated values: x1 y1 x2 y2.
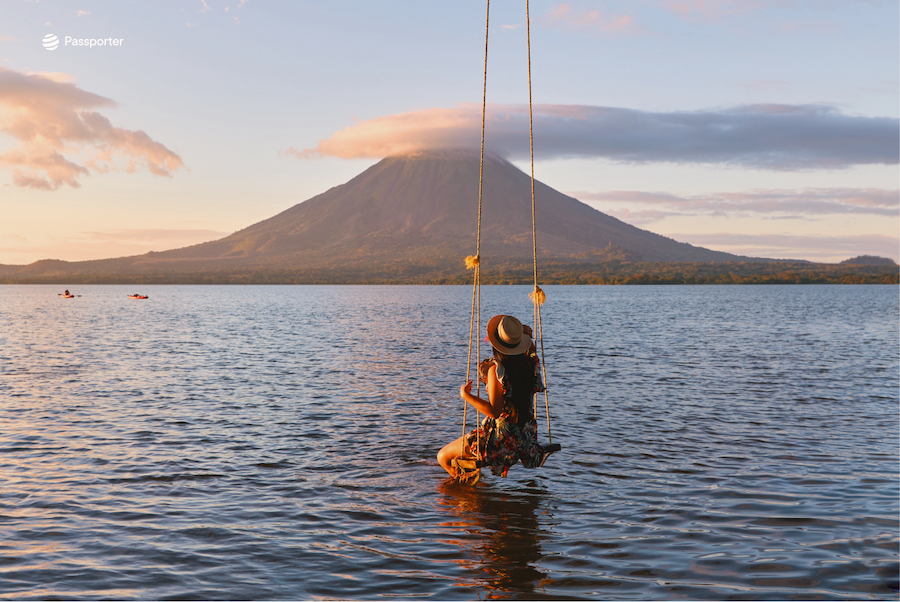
437 435 466 477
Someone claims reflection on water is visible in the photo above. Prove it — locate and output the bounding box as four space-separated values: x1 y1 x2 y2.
438 479 550 598
0 284 897 600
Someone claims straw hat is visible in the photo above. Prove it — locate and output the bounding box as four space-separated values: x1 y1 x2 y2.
486 314 532 355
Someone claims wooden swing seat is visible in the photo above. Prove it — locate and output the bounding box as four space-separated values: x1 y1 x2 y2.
452 443 561 472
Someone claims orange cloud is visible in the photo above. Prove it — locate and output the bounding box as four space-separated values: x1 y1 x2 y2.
0 68 184 190
289 103 899 170
284 105 484 159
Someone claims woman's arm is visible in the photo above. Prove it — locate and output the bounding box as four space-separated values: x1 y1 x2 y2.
460 365 505 418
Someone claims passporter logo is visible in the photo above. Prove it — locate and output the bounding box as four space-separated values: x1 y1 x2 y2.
42 34 124 50
43 34 59 50
64 36 124 48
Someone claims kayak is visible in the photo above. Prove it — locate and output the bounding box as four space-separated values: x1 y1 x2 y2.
128 295 149 299
61 294 75 298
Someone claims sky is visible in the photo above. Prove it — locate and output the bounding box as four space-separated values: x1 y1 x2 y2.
1 0 898 265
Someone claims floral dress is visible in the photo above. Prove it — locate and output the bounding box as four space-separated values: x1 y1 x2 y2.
463 355 546 477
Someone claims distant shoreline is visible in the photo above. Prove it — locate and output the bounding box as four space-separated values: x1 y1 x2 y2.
1 261 896 285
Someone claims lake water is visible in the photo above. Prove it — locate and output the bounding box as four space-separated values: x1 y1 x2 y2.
0 284 897 600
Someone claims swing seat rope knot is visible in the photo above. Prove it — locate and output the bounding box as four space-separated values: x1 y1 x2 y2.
465 255 480 270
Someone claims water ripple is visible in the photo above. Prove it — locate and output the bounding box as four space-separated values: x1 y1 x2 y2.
0 284 897 600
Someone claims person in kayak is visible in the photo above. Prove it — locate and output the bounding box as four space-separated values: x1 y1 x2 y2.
438 314 547 478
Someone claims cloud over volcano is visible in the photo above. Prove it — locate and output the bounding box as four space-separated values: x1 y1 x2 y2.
289 103 899 170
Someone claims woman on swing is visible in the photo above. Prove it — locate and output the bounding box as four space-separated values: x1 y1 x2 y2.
438 314 548 479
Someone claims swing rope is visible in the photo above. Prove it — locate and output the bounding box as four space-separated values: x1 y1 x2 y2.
524 0 553 444
462 0 491 461
459 0 554 473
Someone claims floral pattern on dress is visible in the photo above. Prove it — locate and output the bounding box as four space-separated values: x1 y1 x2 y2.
464 414 542 477
465 357 545 477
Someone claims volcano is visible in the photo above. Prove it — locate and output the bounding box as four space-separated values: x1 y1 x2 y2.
1 150 770 282
162 150 751 265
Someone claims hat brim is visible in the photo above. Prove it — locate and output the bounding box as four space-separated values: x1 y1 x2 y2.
486 314 532 355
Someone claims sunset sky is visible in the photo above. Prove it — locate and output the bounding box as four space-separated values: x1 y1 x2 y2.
2 0 898 264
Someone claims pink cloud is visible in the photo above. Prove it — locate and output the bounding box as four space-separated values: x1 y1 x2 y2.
289 103 899 169
604 208 681 225
0 68 184 190
668 233 899 263
544 3 637 34
286 105 484 159
659 0 767 20
656 0 880 23
572 188 900 219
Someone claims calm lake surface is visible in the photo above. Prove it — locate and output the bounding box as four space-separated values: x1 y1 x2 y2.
0 284 897 600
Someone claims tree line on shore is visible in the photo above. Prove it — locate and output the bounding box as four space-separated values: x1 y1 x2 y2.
1 260 896 285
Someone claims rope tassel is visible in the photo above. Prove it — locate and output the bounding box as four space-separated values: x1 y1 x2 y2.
465 255 480 270
529 285 545 306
